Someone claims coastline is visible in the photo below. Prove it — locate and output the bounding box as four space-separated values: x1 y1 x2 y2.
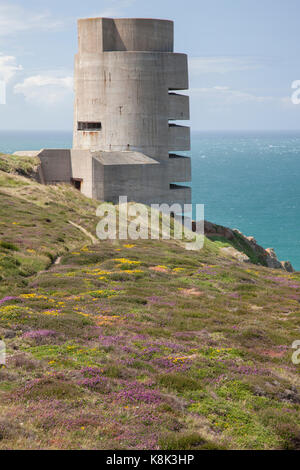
0 130 299 270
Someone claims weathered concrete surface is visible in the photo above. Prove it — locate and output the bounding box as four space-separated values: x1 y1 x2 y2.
70 150 94 198
73 51 190 157
168 93 190 120
168 125 191 152
35 149 72 185
168 155 191 182
92 150 191 206
77 18 174 54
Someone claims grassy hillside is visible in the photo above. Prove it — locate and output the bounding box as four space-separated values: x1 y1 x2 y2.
0 155 299 450
0 156 99 297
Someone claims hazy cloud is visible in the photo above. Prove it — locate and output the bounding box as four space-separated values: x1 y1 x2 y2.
0 54 23 82
93 0 136 17
14 74 73 106
189 57 262 75
0 3 63 36
190 85 285 105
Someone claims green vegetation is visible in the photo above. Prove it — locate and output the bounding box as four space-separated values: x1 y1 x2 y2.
209 232 268 266
0 154 299 450
0 153 39 177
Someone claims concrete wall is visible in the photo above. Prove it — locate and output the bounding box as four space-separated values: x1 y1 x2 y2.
38 150 72 184
92 155 190 207
74 51 168 156
78 18 174 53
36 149 93 199
73 51 190 158
92 158 105 200
70 150 94 198
94 161 163 205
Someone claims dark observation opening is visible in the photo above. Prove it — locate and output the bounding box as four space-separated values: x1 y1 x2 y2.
78 122 102 131
71 178 83 191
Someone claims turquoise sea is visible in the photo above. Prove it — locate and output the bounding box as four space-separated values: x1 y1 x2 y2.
0 130 299 270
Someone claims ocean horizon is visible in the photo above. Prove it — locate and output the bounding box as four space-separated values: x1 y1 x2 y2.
0 129 299 270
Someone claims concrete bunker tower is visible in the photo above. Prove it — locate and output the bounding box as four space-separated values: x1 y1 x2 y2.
15 18 191 208
73 18 191 206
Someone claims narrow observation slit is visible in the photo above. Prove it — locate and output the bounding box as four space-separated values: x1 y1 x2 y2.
77 122 102 131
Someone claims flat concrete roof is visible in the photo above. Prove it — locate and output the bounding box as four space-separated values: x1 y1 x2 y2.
92 151 159 166
78 17 173 23
13 150 43 157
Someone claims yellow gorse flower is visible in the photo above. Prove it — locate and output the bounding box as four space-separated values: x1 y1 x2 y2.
123 269 143 274
114 258 141 265
20 294 50 301
42 310 61 317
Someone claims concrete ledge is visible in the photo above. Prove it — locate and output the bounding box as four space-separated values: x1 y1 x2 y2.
166 53 189 90
168 125 191 151
168 184 191 205
168 93 190 120
168 154 191 182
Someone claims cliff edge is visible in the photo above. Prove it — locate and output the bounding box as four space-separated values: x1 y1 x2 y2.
203 220 294 272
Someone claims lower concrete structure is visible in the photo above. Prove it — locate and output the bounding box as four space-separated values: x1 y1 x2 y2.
14 149 191 207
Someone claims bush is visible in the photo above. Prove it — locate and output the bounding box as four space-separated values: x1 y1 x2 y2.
20 378 81 400
0 241 20 252
158 373 199 392
0 419 24 441
159 432 224 450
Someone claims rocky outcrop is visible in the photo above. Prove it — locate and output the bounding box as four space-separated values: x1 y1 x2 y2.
201 221 294 272
204 220 235 241
264 248 283 270
220 246 251 264
280 261 295 273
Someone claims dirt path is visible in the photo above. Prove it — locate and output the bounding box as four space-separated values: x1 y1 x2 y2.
68 221 98 245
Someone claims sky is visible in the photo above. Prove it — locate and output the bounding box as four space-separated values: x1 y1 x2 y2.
0 0 300 131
